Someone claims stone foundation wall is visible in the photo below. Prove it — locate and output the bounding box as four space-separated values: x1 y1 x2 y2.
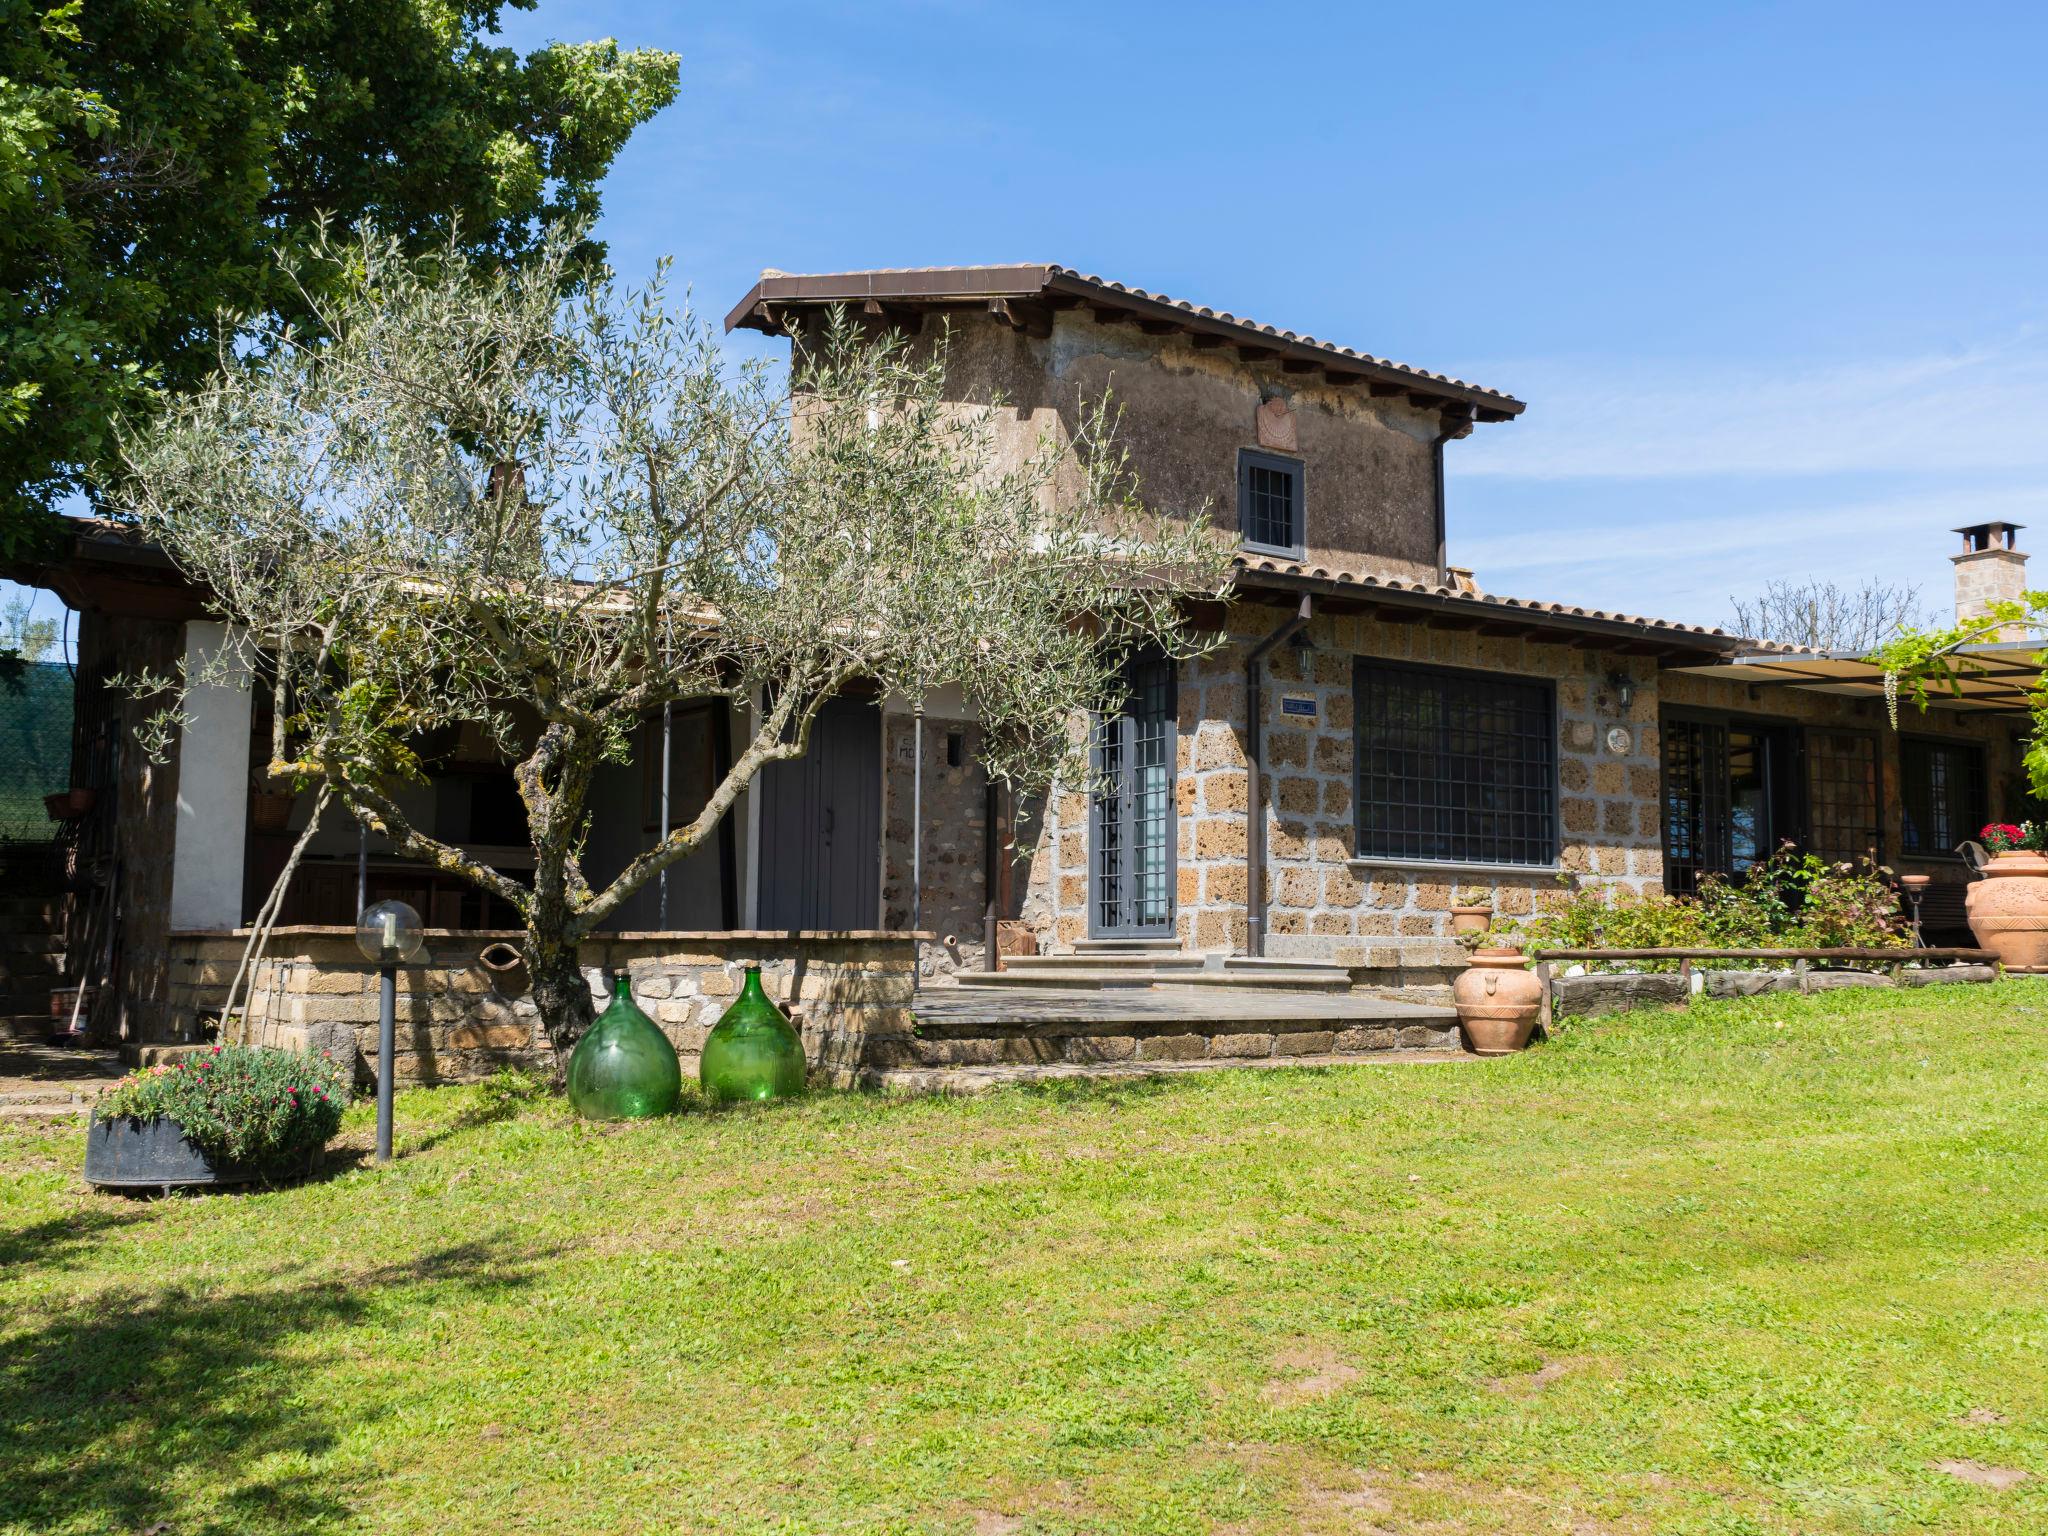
174 928 920 1086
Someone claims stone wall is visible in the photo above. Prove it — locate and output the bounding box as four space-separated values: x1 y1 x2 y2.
880 711 995 974
176 928 920 1086
909 311 1447 583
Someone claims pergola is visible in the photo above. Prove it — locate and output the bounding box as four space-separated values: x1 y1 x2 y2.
1669 639 2044 714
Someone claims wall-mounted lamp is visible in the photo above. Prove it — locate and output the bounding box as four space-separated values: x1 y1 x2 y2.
1606 671 1636 711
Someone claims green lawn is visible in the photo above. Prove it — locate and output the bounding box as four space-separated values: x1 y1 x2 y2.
5 982 2048 1535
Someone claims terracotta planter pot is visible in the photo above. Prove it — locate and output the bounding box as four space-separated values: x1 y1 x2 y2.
1449 904 1493 936
1452 946 1543 1055
1966 851 2048 971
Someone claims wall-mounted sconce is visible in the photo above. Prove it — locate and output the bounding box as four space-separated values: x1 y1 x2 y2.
1606 670 1635 711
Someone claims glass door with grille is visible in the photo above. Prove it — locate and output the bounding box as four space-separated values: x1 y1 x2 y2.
1090 654 1177 938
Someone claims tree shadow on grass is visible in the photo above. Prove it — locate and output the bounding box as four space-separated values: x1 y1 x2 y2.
0 1208 149 1272
0 1235 540 1535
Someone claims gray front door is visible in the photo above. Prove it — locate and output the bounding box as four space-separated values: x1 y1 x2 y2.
1090 654 1177 938
758 697 880 929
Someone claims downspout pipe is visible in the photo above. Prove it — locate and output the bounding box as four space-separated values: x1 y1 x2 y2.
1245 593 1313 958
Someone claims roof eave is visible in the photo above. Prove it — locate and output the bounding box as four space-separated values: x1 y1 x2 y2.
725 266 1525 419
1230 563 1742 659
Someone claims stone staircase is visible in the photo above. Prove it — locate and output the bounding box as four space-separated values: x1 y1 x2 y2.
956 937 1360 992
880 938 1466 1093
0 890 68 1045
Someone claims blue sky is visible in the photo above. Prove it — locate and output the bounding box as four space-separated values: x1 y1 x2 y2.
22 2 2045 644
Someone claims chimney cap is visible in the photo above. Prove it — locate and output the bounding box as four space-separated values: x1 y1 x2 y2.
1954 521 2025 553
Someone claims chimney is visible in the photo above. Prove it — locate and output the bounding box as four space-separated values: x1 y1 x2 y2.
1952 522 2028 637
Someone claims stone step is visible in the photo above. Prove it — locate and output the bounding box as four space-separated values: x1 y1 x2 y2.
1002 950 1209 973
861 1047 1473 1096
957 967 1354 992
900 984 1461 1075
1070 937 1185 954
0 1012 60 1041
0 1099 93 1119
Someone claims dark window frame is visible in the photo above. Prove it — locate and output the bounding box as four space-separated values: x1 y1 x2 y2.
1803 725 1885 867
1089 652 1180 938
1898 734 1987 858
1658 706 1808 893
1353 657 1560 869
1236 448 1306 559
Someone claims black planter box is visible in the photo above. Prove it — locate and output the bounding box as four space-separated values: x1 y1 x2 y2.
84 1113 315 1190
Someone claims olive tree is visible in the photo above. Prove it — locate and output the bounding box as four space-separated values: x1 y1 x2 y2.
113 228 1231 1049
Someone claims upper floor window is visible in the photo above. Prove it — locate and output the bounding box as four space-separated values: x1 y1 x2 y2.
1900 738 1986 856
1237 449 1304 557
1355 660 1557 867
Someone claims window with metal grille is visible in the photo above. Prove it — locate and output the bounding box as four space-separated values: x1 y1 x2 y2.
1900 738 1985 855
1354 661 1556 866
1091 653 1177 935
1661 717 1730 895
1806 730 1881 866
1237 449 1304 556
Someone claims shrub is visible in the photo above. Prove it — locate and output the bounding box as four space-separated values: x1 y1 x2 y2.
1498 844 1908 967
99 1044 351 1172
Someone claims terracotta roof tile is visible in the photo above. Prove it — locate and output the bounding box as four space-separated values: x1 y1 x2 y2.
727 263 1523 414
1232 554 1788 650
1047 266 1516 405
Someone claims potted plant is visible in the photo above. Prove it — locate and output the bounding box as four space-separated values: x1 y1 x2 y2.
1451 928 1543 1055
1449 888 1494 936
1965 821 2048 971
86 1044 351 1190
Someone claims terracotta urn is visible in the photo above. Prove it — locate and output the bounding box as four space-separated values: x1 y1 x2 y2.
1452 946 1543 1055
1965 851 2048 971
1449 903 1493 936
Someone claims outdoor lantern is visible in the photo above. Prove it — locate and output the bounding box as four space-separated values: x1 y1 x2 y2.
355 899 423 1162
356 899 425 966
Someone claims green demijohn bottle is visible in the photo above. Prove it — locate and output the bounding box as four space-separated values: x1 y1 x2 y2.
699 965 807 1104
566 970 681 1120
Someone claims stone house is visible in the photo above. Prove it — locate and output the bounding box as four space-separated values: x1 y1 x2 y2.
6 263 2027 1075
726 265 2029 985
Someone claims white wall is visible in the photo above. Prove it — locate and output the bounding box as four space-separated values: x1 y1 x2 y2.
168 621 253 930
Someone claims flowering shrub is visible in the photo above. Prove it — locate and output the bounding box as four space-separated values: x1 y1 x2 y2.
1980 821 2048 854
1496 843 1909 968
99 1044 350 1171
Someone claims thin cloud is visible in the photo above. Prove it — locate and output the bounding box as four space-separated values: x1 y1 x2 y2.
1459 328 2048 481
1460 485 2048 627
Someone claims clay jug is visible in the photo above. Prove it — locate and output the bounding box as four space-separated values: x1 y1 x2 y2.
1965 852 2048 971
1452 946 1543 1055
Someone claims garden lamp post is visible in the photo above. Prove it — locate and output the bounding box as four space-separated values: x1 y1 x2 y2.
355 899 424 1162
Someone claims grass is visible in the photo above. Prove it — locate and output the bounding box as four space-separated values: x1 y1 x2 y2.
5 981 2048 1534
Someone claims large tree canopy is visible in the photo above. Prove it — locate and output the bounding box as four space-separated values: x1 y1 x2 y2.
1 0 677 554
113 229 1234 1049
